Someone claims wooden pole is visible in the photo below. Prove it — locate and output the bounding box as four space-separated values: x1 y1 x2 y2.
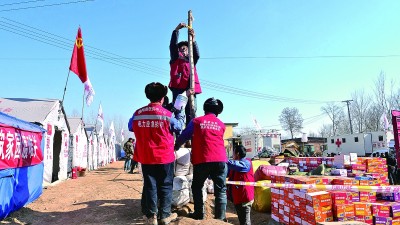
188 10 196 120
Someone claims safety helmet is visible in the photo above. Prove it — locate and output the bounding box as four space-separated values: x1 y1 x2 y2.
203 97 223 115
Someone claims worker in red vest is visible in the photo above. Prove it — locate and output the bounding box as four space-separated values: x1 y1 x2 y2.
128 82 185 225
227 145 255 225
169 22 202 124
174 97 227 221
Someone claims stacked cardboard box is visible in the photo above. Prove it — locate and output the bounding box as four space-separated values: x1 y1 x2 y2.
288 157 334 172
270 174 399 225
371 202 400 225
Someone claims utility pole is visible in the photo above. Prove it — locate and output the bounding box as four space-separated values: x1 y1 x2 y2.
187 10 196 120
342 100 353 134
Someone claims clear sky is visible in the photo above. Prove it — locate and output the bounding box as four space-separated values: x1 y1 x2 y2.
1 1 400 138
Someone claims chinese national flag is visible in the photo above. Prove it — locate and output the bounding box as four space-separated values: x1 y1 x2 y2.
69 27 95 106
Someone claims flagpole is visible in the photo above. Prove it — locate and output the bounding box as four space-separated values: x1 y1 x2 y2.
94 102 101 134
81 87 85 120
61 70 71 105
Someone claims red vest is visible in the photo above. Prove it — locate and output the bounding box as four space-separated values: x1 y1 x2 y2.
132 103 175 164
228 159 255 205
191 113 226 165
169 53 202 94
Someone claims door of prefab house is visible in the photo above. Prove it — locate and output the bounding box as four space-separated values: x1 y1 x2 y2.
52 130 62 182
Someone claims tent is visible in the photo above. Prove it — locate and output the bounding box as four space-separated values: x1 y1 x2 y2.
0 98 71 185
0 111 46 219
85 125 99 171
68 117 88 171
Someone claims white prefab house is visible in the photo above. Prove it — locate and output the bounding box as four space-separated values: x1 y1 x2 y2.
0 98 70 184
325 131 394 156
68 117 88 170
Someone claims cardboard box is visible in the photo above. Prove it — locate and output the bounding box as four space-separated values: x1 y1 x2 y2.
353 202 372 216
354 215 373 225
378 192 400 202
331 169 347 177
352 192 360 202
317 222 369 225
359 191 376 202
305 205 333 222
374 217 392 225
306 191 332 207
333 204 354 218
330 191 353 205
372 202 391 217
373 202 400 218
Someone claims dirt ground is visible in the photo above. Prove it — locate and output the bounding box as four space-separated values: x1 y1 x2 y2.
1 160 271 225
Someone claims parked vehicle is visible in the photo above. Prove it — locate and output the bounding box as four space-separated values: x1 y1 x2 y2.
324 131 394 156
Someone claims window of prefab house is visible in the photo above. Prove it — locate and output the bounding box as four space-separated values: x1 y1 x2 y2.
379 135 383 141
342 138 346 143
354 137 359 142
331 139 334 144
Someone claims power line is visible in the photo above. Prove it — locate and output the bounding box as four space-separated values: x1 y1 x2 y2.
0 0 94 12
0 0 47 7
5 54 400 61
0 17 337 104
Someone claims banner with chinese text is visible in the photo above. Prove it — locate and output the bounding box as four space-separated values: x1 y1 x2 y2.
0 124 43 169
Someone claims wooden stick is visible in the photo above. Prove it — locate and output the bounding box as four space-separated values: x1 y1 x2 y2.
188 10 196 120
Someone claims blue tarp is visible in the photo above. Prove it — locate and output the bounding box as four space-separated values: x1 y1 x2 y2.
0 112 46 219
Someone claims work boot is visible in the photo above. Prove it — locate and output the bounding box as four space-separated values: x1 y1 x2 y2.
188 212 204 220
158 213 178 225
144 215 158 225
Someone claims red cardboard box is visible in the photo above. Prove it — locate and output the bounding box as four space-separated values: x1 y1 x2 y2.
306 191 332 207
330 191 353 205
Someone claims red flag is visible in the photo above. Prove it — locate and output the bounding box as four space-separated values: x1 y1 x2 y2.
69 27 95 106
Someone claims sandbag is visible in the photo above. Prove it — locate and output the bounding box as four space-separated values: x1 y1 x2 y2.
251 160 270 174
172 176 190 207
206 178 214 194
252 181 272 213
186 174 207 203
175 148 191 176
254 165 287 181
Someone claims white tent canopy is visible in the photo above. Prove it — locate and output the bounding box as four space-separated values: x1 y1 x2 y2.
68 117 88 170
0 98 70 184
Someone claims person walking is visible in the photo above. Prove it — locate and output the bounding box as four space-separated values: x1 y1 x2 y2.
169 22 202 124
174 97 227 221
128 82 185 225
227 145 255 225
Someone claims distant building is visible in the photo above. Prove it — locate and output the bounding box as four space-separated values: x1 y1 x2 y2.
224 122 238 147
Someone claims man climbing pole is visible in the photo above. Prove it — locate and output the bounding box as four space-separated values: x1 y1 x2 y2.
168 13 202 125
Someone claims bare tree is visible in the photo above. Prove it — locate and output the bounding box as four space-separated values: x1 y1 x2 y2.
279 107 303 139
84 109 98 125
318 124 332 137
351 90 371 133
237 126 259 136
69 109 80 117
365 103 383 131
373 71 389 114
321 103 344 136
